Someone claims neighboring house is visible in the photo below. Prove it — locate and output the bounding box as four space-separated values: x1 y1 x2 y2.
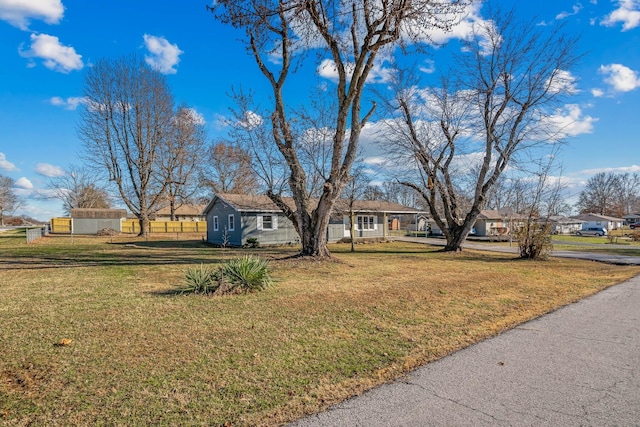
153 204 206 221
474 209 526 237
571 213 623 231
622 213 640 225
203 193 420 247
70 208 128 234
539 215 584 235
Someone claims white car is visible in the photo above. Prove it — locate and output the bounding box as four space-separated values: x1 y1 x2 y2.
576 227 607 237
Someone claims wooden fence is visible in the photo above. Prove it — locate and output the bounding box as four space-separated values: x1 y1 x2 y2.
50 218 206 234
51 217 72 233
121 220 206 234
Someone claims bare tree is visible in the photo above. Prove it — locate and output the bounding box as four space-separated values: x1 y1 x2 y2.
210 0 463 257
78 55 175 236
45 165 111 215
158 106 207 220
0 175 20 226
578 172 640 217
381 6 580 251
617 173 640 216
342 164 370 252
200 141 258 196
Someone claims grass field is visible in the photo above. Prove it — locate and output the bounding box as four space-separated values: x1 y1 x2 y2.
1 230 639 426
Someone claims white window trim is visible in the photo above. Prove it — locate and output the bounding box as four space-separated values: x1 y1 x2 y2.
356 215 377 231
257 214 278 231
213 216 219 231
228 214 235 231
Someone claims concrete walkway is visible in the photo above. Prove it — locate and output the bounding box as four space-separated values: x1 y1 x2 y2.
290 274 640 426
393 236 640 266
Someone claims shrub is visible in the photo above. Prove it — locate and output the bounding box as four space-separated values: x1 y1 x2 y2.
181 256 273 295
513 221 553 260
243 237 260 248
217 255 273 292
182 264 218 294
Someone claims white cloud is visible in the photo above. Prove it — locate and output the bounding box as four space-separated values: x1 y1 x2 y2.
601 0 640 30
237 110 263 129
186 108 205 125
547 69 579 94
49 96 87 110
14 177 33 189
143 34 183 75
599 63 640 92
556 4 583 20
419 59 436 74
578 164 640 175
545 104 597 137
19 33 83 73
317 58 394 84
0 152 19 172
591 88 605 97
0 0 64 30
35 163 65 177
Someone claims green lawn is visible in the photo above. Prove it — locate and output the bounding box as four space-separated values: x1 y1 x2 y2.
1 231 638 425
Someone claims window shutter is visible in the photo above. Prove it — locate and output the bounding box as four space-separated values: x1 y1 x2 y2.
273 215 278 230
257 215 263 231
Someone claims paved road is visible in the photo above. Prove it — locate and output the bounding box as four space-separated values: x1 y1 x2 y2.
393 236 640 266
290 274 640 426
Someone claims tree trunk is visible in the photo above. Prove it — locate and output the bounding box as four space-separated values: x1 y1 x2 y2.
170 199 176 221
350 210 355 252
138 216 150 237
443 230 467 252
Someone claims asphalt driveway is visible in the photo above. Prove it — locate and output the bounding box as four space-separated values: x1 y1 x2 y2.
394 236 640 266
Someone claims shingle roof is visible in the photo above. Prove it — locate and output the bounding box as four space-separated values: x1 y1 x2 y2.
154 204 207 216
572 213 624 221
207 193 421 215
70 208 128 219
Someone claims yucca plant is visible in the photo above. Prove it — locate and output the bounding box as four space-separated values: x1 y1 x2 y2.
182 263 218 294
217 255 273 292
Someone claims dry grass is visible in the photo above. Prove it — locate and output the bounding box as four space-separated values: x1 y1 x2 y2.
1 232 638 426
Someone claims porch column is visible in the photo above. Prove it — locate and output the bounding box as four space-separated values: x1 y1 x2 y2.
383 212 387 240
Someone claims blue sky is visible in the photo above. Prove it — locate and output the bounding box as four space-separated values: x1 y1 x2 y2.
0 0 639 220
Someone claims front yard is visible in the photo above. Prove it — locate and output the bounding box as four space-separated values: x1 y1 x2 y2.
1 231 638 425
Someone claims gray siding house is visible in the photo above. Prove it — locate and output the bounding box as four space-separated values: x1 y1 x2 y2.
571 213 623 231
203 193 420 247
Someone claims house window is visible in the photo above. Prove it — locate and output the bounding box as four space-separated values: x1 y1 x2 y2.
257 214 278 230
228 214 235 231
357 215 376 230
213 216 219 231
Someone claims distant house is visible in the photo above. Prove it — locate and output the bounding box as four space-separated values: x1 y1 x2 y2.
70 208 128 234
203 193 420 247
473 209 528 237
539 215 584 235
622 213 640 225
571 213 623 231
153 204 206 221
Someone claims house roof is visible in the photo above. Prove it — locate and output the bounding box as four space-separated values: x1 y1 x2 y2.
204 193 421 215
70 208 127 219
623 213 640 219
477 209 527 220
572 213 624 222
542 215 585 224
154 204 207 217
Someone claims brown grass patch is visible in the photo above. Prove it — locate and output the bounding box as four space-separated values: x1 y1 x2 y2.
0 232 638 425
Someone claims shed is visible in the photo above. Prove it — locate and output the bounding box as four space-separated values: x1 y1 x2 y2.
70 208 128 234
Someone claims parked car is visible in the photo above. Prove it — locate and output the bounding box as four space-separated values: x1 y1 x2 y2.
576 227 607 237
629 223 640 230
